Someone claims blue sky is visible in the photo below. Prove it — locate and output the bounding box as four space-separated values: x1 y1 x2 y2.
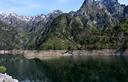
0 0 127 16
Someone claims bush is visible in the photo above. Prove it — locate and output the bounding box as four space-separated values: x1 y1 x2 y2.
0 66 7 73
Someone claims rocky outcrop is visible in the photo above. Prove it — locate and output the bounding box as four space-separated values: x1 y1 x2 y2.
0 73 18 82
124 6 128 17
77 0 114 28
101 0 124 18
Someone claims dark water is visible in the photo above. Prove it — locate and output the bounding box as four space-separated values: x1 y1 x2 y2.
0 55 128 82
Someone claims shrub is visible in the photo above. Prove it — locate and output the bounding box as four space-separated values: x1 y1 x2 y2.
0 66 7 73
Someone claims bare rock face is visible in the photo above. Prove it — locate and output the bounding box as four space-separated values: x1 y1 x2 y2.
101 0 124 18
77 0 114 28
124 6 128 17
78 0 125 18
0 73 18 82
76 0 128 28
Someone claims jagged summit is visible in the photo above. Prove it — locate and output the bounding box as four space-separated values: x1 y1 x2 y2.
0 10 62 22
101 0 124 18
77 0 113 28
0 12 32 22
101 0 118 3
0 10 62 32
80 0 96 9
82 0 93 5
124 6 128 17
79 0 125 18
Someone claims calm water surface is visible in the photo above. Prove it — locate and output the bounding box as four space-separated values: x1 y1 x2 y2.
0 55 128 82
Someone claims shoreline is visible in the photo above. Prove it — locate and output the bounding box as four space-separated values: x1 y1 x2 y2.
0 49 128 60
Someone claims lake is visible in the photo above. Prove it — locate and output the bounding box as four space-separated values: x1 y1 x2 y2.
0 55 128 82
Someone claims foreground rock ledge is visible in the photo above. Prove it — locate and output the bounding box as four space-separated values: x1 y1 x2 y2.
0 73 18 82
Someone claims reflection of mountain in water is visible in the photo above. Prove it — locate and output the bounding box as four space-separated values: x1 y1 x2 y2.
1 55 128 82
0 55 49 82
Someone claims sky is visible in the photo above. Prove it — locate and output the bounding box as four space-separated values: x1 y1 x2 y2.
0 0 127 16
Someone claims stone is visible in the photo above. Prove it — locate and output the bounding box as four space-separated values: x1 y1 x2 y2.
0 73 18 82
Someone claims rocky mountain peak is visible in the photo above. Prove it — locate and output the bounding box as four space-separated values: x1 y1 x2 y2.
101 0 124 18
82 0 93 5
80 0 95 9
101 0 118 4
47 10 62 18
0 10 62 32
77 0 114 28
124 6 128 17
0 12 32 22
78 0 125 20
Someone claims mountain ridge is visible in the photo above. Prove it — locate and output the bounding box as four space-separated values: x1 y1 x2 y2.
0 0 128 50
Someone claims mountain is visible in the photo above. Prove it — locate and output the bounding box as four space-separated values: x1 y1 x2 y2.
0 10 62 32
35 0 128 50
0 13 31 32
0 0 128 50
